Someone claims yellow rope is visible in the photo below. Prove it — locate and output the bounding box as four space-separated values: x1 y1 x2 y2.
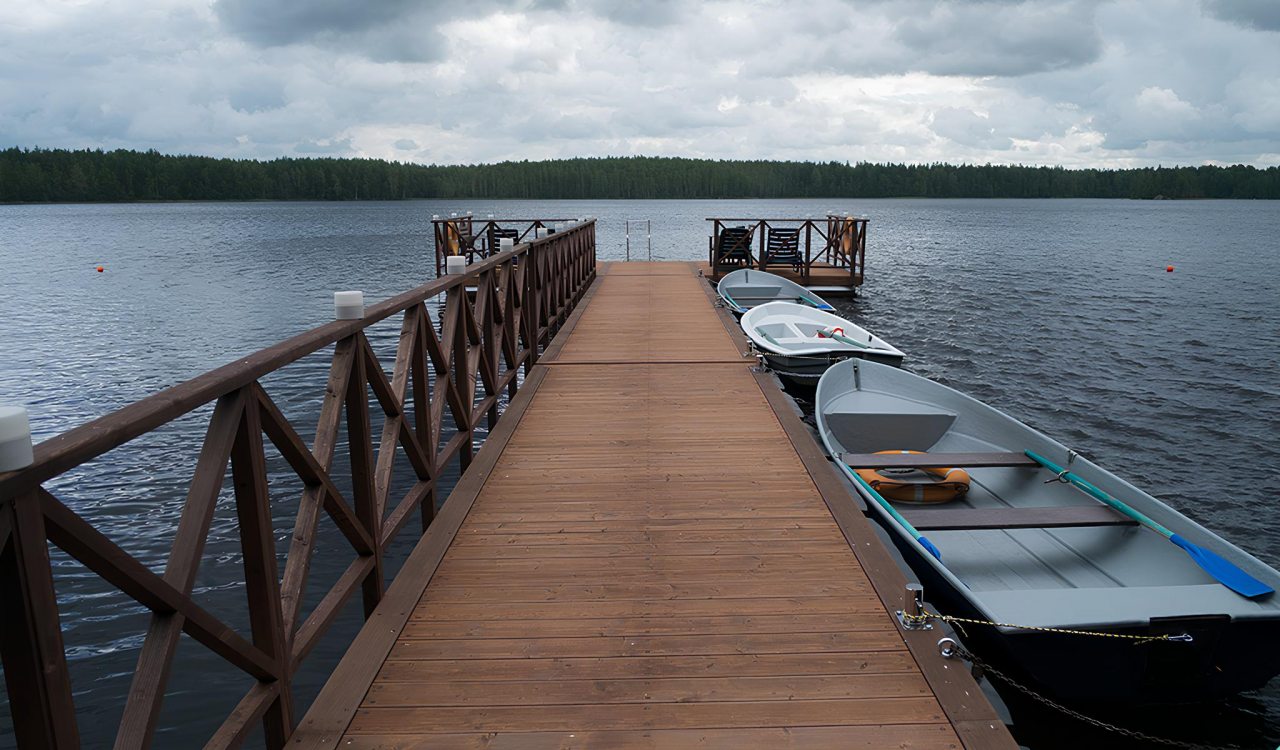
905 610 1182 645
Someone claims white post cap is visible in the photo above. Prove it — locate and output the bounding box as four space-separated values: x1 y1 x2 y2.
446 256 467 275
334 290 365 320
0 406 34 472
499 237 514 249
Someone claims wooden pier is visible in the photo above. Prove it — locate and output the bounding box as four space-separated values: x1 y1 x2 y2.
0 223 1012 749
294 262 1011 748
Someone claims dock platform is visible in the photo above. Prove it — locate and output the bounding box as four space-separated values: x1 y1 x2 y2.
697 262 863 295
294 262 1012 749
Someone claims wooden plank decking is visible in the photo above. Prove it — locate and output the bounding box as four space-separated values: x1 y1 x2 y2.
294 262 1012 749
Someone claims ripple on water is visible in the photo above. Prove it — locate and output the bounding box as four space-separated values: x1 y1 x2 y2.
2 199 1279 749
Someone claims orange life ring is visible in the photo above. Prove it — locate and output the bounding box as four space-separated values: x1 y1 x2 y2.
854 450 970 505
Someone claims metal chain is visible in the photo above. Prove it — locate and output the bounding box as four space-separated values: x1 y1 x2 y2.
943 640 1241 750
908 610 1191 645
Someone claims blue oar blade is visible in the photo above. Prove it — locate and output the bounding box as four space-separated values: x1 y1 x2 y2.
1170 534 1274 599
918 536 942 561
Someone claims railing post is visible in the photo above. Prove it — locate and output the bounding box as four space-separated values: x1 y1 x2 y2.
524 244 541 369
803 221 813 285
448 286 475 470
757 221 766 271
229 392 294 748
410 307 436 531
344 337 383 615
0 491 79 749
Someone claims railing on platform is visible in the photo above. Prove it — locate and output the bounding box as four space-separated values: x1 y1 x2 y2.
432 216 583 275
707 215 868 285
0 222 597 749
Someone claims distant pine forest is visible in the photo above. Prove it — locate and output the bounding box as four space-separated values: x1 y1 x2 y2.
3 147 1279 202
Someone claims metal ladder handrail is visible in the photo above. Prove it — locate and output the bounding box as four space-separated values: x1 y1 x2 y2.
624 219 652 261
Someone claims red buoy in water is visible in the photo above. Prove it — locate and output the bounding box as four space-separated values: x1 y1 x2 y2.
1166 265 1174 272
96 265 104 273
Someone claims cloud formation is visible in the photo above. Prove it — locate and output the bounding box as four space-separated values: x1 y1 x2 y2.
1 0 1277 167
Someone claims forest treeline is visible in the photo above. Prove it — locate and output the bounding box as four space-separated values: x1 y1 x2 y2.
3 147 1279 202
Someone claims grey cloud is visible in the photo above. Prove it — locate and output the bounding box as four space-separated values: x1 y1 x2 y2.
213 0 428 45
295 137 355 154
3 0 1279 167
1204 0 1280 31
890 1 1102 76
229 82 287 113
930 108 1010 149
577 0 685 27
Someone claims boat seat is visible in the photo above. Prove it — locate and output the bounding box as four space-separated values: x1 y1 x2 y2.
842 451 1038 469
900 505 1136 531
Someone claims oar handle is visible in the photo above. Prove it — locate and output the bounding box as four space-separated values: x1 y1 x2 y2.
849 471 942 560
818 326 873 350
1024 450 1174 537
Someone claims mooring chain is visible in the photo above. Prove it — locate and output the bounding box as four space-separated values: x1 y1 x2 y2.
906 609 1192 645
939 639 1241 750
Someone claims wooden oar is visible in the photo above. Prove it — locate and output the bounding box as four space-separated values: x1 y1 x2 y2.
719 290 745 313
1025 450 1273 599
792 295 834 311
848 472 943 561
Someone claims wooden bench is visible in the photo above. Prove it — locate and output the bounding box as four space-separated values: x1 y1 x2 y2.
900 505 1136 531
841 451 1038 469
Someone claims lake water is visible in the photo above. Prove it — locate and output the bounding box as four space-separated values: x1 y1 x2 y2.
1 199 1277 748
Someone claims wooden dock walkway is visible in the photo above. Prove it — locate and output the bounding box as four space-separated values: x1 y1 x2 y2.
294 262 1013 749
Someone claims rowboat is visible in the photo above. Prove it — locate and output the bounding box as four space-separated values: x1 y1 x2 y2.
716 269 835 315
816 359 1280 705
741 302 904 384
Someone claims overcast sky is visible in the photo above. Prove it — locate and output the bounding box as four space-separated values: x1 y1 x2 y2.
2 0 1278 167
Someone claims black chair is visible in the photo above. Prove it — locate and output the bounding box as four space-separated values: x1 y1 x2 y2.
713 226 755 270
764 228 802 271
487 227 520 257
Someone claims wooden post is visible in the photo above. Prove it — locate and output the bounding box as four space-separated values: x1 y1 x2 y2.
523 245 541 371
752 220 762 270
228 397 295 747
345 337 383 616
449 286 475 471
410 306 436 531
803 220 813 285
0 491 79 749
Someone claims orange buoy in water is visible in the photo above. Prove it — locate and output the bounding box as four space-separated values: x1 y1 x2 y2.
1166 265 1175 273
96 265 104 273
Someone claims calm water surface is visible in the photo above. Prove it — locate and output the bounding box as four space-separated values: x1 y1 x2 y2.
0 199 1277 748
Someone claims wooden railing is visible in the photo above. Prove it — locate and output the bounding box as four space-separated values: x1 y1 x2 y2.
0 222 597 749
707 215 868 285
432 216 580 275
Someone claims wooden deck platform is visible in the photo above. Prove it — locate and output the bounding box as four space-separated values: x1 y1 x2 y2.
697 262 862 295
293 262 1012 749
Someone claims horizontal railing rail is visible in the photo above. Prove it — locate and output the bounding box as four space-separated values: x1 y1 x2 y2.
0 221 597 749
706 215 868 285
